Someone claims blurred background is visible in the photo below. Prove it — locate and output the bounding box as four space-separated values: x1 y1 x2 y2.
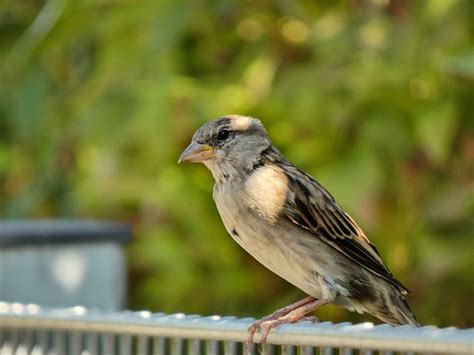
0 0 472 328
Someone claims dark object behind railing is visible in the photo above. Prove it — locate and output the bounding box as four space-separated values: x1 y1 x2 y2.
0 219 131 309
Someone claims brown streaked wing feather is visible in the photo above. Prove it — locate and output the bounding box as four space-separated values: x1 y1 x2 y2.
269 156 409 294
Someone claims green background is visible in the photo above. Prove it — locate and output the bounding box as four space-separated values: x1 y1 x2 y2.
1 0 472 327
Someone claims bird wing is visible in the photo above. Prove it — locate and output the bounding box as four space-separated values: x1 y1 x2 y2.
278 162 409 294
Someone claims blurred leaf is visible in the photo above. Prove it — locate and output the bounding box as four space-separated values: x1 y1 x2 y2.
414 103 458 165
445 51 474 80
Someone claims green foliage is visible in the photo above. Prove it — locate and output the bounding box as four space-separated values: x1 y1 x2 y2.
0 0 472 327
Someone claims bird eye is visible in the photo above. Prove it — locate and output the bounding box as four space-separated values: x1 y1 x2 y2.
217 129 230 141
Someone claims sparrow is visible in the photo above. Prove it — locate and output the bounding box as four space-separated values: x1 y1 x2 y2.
179 115 419 347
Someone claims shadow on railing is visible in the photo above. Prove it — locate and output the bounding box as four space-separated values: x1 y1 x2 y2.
0 302 472 355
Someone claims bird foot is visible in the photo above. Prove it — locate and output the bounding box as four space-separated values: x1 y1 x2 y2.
246 298 328 354
256 312 320 345
247 316 292 354
246 296 315 352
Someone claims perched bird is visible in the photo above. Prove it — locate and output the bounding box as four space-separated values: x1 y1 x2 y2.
179 115 419 347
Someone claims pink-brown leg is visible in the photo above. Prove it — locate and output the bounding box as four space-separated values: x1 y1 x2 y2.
246 297 327 351
258 298 329 345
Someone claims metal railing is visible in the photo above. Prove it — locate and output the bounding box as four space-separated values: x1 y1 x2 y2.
0 302 472 355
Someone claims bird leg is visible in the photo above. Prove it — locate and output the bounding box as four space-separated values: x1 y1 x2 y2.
247 297 328 351
258 298 329 344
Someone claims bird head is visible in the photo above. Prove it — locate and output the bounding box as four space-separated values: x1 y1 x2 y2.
179 115 272 181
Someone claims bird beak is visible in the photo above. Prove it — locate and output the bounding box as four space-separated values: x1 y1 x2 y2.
178 141 215 163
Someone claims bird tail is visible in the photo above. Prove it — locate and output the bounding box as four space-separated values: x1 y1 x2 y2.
370 287 420 326
391 294 419 326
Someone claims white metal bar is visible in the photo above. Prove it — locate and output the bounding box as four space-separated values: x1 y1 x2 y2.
70 330 82 355
224 340 240 355
21 330 33 354
0 303 472 354
154 336 167 355
260 343 277 355
171 337 184 355
190 338 203 355
101 333 114 354
85 332 98 355
301 345 316 355
321 347 335 355
281 344 297 355
206 339 220 355
137 335 149 355
37 329 49 355
119 334 132 355
51 330 65 354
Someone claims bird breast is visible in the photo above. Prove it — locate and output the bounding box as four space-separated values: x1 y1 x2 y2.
212 165 340 301
242 165 289 223
212 165 290 244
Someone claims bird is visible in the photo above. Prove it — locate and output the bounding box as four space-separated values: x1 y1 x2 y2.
179 115 419 348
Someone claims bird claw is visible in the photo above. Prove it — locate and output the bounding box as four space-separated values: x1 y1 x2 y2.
247 314 319 353
259 319 279 345
246 319 267 353
246 318 288 354
246 297 326 354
